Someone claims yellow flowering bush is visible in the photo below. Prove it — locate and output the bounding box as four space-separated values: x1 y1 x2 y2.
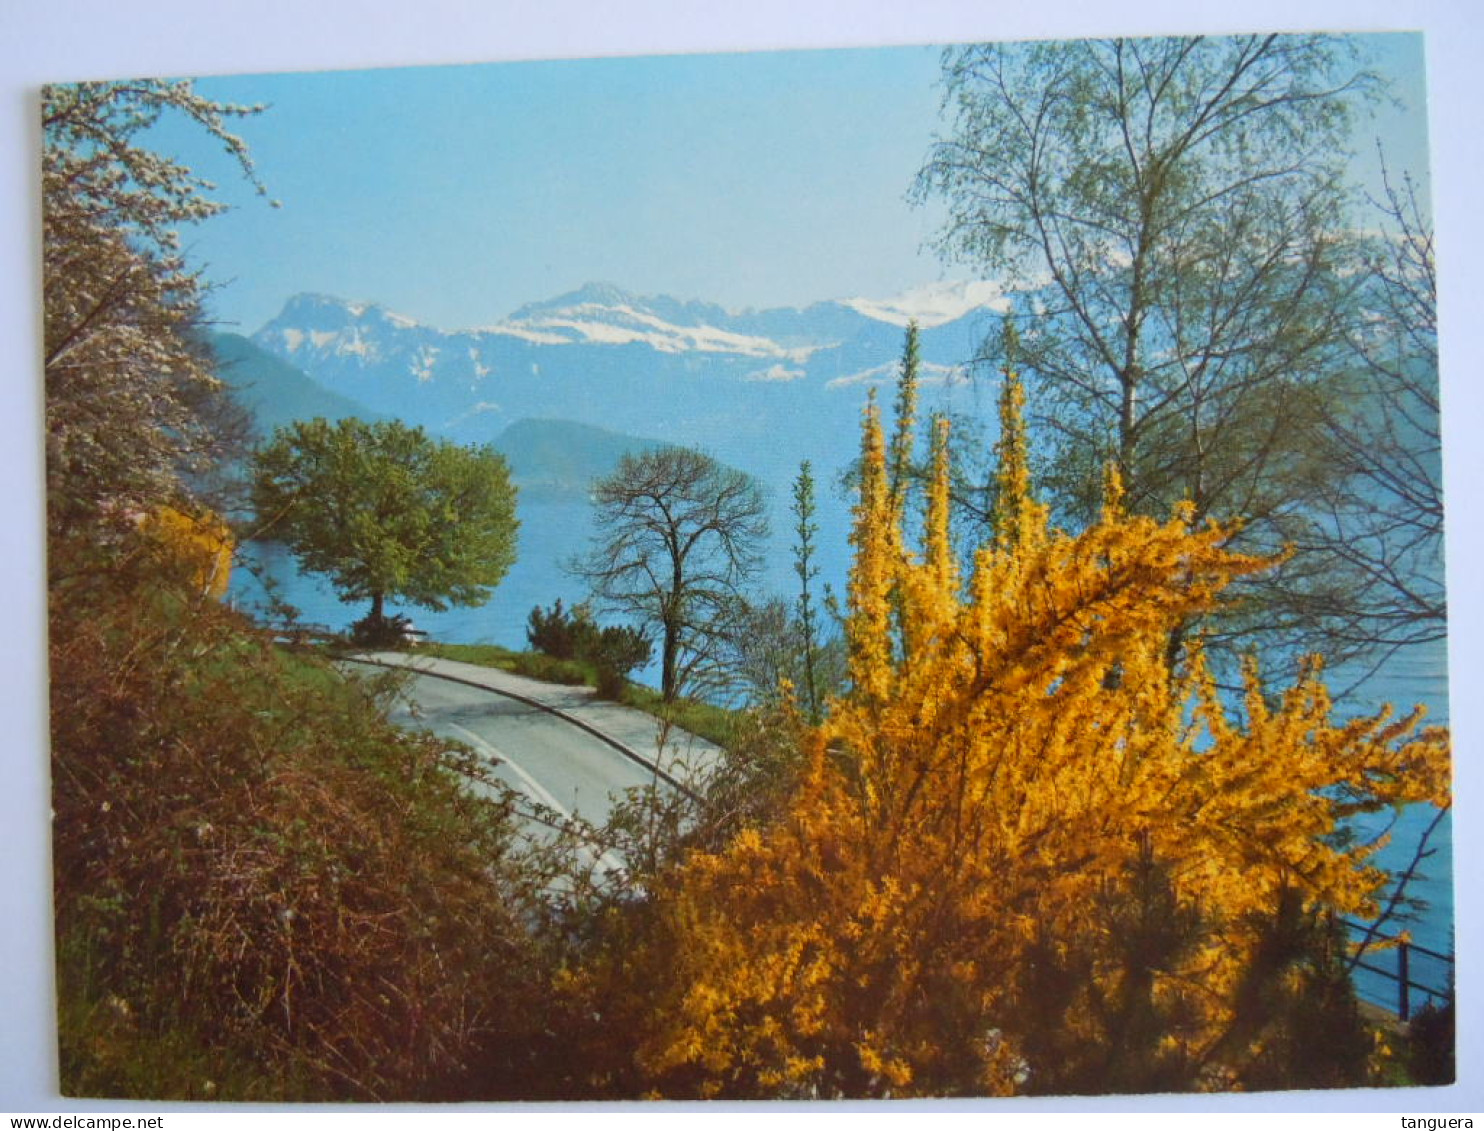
632 370 1448 1098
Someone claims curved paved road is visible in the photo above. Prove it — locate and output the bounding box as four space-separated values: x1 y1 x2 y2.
346 653 725 871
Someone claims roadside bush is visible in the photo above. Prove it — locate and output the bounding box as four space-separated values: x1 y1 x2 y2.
588 623 652 699
349 610 416 648
527 598 591 659
1406 997 1455 1085
527 599 651 698
50 531 554 1100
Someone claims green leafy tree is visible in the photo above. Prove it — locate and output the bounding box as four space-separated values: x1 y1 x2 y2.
575 447 768 702
914 34 1383 670
252 418 518 634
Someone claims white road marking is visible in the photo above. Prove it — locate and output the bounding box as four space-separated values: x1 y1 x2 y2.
445 721 628 878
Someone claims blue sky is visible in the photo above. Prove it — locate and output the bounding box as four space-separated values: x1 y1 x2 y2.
154 46 948 331
145 32 1432 335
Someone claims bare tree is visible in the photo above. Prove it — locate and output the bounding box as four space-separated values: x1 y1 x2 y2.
575 447 768 702
1299 157 1443 671
914 34 1384 672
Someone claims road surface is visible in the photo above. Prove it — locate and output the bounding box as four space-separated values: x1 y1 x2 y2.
346 652 725 872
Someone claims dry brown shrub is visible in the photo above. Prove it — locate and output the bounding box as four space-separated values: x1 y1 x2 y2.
50 531 554 1100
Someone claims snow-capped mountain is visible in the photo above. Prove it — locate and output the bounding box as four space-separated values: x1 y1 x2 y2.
250 281 1008 488
494 285 809 360
256 280 1004 391
839 279 1010 329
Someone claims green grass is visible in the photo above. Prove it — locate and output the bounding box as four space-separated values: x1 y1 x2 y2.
618 683 741 749
406 641 742 748
412 640 594 686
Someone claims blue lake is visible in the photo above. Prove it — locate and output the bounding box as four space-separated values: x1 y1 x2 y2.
232 488 1454 1007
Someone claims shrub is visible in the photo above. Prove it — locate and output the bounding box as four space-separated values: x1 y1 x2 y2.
620 377 1449 1099
1406 997 1455 1085
587 623 652 699
527 598 590 659
527 599 652 698
50 531 553 1100
349 610 417 648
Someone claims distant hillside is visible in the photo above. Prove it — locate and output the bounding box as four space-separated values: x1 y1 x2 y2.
494 418 670 500
211 332 378 437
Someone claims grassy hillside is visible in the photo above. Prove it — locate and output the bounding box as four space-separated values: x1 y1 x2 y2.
494 417 670 499
211 332 378 436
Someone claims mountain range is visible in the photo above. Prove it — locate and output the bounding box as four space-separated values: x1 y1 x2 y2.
243 281 1010 489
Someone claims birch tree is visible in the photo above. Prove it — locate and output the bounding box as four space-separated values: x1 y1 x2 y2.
914 34 1382 670
1296 159 1444 670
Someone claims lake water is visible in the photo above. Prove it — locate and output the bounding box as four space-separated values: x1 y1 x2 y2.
231 489 1454 1007
234 495 602 649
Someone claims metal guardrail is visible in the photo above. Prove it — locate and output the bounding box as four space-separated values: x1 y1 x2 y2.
268 621 340 645
1342 918 1454 1022
268 623 428 645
